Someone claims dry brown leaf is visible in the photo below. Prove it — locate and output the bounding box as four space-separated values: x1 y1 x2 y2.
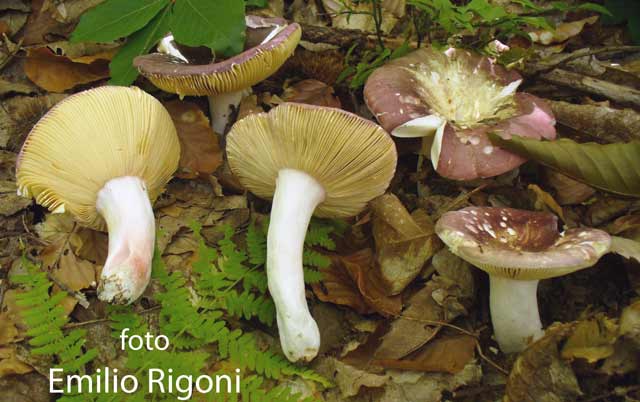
561 314 618 363
529 184 565 221
315 357 389 398
370 194 441 294
312 253 373 315
343 249 403 316
282 79 341 108
375 334 476 373
0 93 67 150
23 47 109 92
374 282 443 360
374 249 474 360
51 250 96 292
529 16 599 45
22 0 103 45
0 346 32 378
70 227 108 264
0 313 19 345
380 363 482 402
165 100 223 178
608 214 640 241
506 323 582 402
1 289 27 336
546 169 596 205
585 197 633 227
45 41 119 64
0 180 32 216
312 249 401 316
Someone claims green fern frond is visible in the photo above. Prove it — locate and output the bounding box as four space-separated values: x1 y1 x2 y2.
303 249 331 269
305 224 336 250
303 267 324 284
246 220 267 265
14 256 97 374
224 290 275 326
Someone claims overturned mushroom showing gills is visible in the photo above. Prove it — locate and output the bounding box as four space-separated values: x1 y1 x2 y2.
226 103 397 361
16 86 180 304
364 47 556 180
134 17 301 134
435 207 611 353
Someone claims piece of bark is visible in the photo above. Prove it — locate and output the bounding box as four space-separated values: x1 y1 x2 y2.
549 100 640 143
540 68 640 108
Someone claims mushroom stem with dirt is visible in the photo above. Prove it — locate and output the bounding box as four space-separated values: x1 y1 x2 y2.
226 103 397 362
436 207 611 353
16 86 180 304
97 176 156 302
134 17 301 135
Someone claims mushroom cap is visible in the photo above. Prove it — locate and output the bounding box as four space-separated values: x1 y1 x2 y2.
16 86 180 231
364 47 556 180
133 18 301 97
435 207 611 280
226 102 397 218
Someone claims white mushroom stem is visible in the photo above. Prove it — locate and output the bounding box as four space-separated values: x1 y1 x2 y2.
267 168 324 362
96 176 155 305
207 89 251 135
489 276 544 353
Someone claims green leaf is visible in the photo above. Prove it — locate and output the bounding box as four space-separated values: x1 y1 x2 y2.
464 0 508 21
71 0 170 43
576 3 613 16
108 3 172 86
245 0 268 7
171 0 246 57
489 134 640 197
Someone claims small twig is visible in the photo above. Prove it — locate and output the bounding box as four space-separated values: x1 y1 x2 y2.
540 68 640 108
525 46 640 75
385 312 479 338
475 341 509 376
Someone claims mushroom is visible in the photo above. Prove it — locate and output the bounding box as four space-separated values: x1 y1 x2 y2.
364 47 556 181
435 207 611 353
16 86 180 304
134 16 301 134
226 102 397 361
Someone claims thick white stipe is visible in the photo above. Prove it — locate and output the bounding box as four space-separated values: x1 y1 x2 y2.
97 176 155 304
489 276 544 353
267 169 325 362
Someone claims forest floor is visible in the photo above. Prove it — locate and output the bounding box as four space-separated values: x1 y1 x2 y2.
1 0 640 401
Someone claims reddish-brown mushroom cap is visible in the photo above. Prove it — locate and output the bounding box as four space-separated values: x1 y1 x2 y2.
133 18 301 97
364 47 557 181
435 207 611 280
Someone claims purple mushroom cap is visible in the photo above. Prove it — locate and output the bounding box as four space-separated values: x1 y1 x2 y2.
364 47 557 181
133 17 301 97
435 207 611 280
